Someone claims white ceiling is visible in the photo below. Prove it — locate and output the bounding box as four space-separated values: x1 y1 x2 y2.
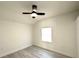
0 1 79 24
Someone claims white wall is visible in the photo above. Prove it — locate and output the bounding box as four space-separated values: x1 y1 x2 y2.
33 11 79 57
0 20 32 57
76 16 79 57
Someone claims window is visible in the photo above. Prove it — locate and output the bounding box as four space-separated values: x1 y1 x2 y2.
41 27 52 42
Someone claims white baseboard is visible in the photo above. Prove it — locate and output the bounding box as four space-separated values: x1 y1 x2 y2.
0 44 32 57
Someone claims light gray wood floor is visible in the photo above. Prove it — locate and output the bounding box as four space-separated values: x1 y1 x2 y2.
2 45 71 58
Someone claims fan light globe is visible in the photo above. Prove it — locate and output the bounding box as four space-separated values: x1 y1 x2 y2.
31 13 37 17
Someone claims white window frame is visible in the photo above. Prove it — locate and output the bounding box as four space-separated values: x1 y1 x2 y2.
41 27 52 42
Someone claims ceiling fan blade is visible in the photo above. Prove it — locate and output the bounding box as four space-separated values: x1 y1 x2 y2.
37 13 45 15
22 12 32 14
32 5 37 10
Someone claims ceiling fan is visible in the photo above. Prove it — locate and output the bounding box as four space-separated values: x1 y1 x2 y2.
22 5 45 18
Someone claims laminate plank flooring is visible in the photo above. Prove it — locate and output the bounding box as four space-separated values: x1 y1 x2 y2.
2 45 71 58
